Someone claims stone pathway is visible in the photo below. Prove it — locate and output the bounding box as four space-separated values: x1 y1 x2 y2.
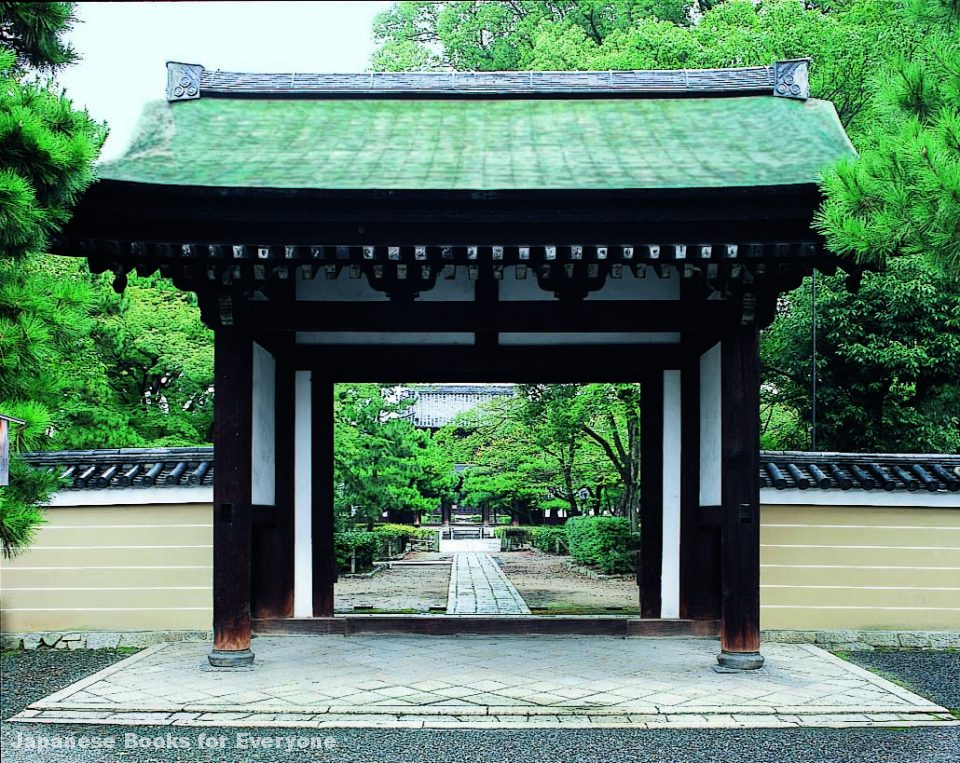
10 637 956 730
447 552 531 615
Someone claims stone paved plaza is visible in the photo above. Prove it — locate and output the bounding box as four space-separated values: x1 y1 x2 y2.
10 636 956 730
447 553 531 615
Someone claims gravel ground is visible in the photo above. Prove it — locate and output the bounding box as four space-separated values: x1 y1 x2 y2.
334 556 451 613
498 549 639 614
2 649 959 762
840 649 960 710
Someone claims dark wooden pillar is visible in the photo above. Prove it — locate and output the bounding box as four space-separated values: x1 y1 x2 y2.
718 325 763 669
679 341 721 621
311 372 336 617
639 371 663 618
209 327 254 666
252 344 295 619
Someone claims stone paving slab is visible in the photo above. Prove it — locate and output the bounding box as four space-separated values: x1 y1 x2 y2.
8 636 957 730
447 552 531 615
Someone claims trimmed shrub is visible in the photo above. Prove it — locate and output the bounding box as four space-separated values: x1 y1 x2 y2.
494 526 533 551
531 525 568 555
565 516 636 574
335 531 377 573
370 523 438 555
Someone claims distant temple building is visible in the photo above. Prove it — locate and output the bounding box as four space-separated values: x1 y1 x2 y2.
399 385 515 431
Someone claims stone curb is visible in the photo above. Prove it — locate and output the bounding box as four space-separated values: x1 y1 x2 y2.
4 628 957 652
10 709 958 731
762 629 960 650
1 630 211 651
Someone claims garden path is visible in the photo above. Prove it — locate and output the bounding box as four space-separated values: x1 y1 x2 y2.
446 552 531 615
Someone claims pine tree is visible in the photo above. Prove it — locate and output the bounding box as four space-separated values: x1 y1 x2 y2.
817 0 960 276
0 2 104 556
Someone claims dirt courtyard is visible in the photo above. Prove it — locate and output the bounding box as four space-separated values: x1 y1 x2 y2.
335 558 451 614
498 550 639 615
334 549 639 615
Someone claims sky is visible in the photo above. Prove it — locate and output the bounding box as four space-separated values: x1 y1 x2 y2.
59 1 393 160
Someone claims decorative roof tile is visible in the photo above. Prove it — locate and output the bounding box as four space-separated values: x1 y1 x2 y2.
20 448 960 494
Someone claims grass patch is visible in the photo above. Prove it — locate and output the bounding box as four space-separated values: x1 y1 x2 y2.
529 605 639 616
346 608 422 615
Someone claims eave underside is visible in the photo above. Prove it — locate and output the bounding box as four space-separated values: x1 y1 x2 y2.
56 180 856 334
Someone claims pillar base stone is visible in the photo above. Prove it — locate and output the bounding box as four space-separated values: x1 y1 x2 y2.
208 648 255 667
716 650 764 670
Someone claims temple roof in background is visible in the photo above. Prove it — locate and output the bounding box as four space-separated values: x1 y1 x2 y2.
399 384 515 429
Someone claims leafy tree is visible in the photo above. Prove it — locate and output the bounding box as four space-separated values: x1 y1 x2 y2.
372 0 907 137
335 384 455 526
66 274 214 449
371 1 698 72
817 0 960 276
0 2 104 556
444 385 640 526
373 0 959 454
763 256 960 452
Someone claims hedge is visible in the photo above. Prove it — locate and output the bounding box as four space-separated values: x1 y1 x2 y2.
531 525 568 555
494 525 533 550
335 531 377 573
565 516 637 574
371 523 436 542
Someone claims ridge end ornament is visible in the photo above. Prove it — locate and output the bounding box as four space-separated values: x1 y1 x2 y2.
167 62 203 101
773 59 809 100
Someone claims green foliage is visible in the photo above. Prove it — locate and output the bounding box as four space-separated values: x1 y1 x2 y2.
334 531 378 573
372 0 905 137
372 522 436 542
372 1 698 72
0 2 103 556
335 384 456 525
443 384 639 526
817 0 960 275
0 3 104 260
0 454 55 557
565 516 637 574
494 525 533 550
531 525 568 554
375 1 959 453
74 274 213 448
763 256 960 452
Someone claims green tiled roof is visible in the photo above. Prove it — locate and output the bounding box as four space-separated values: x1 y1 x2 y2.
101 96 855 191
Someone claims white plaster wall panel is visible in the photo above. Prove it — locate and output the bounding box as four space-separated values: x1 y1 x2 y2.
661 369 682 619
293 371 313 617
700 343 722 506
251 343 276 506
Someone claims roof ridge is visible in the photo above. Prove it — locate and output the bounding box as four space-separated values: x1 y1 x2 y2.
165 60 811 102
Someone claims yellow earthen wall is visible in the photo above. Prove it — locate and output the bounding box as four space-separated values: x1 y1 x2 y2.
1 501 957 633
760 504 960 630
0 503 212 632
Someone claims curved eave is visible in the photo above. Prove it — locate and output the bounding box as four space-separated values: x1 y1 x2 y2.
88 176 824 201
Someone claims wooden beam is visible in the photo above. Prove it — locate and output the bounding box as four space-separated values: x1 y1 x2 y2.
253 300 738 334
718 325 763 669
289 344 685 381
639 371 664 618
209 327 254 666
63 179 824 246
311 372 336 617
